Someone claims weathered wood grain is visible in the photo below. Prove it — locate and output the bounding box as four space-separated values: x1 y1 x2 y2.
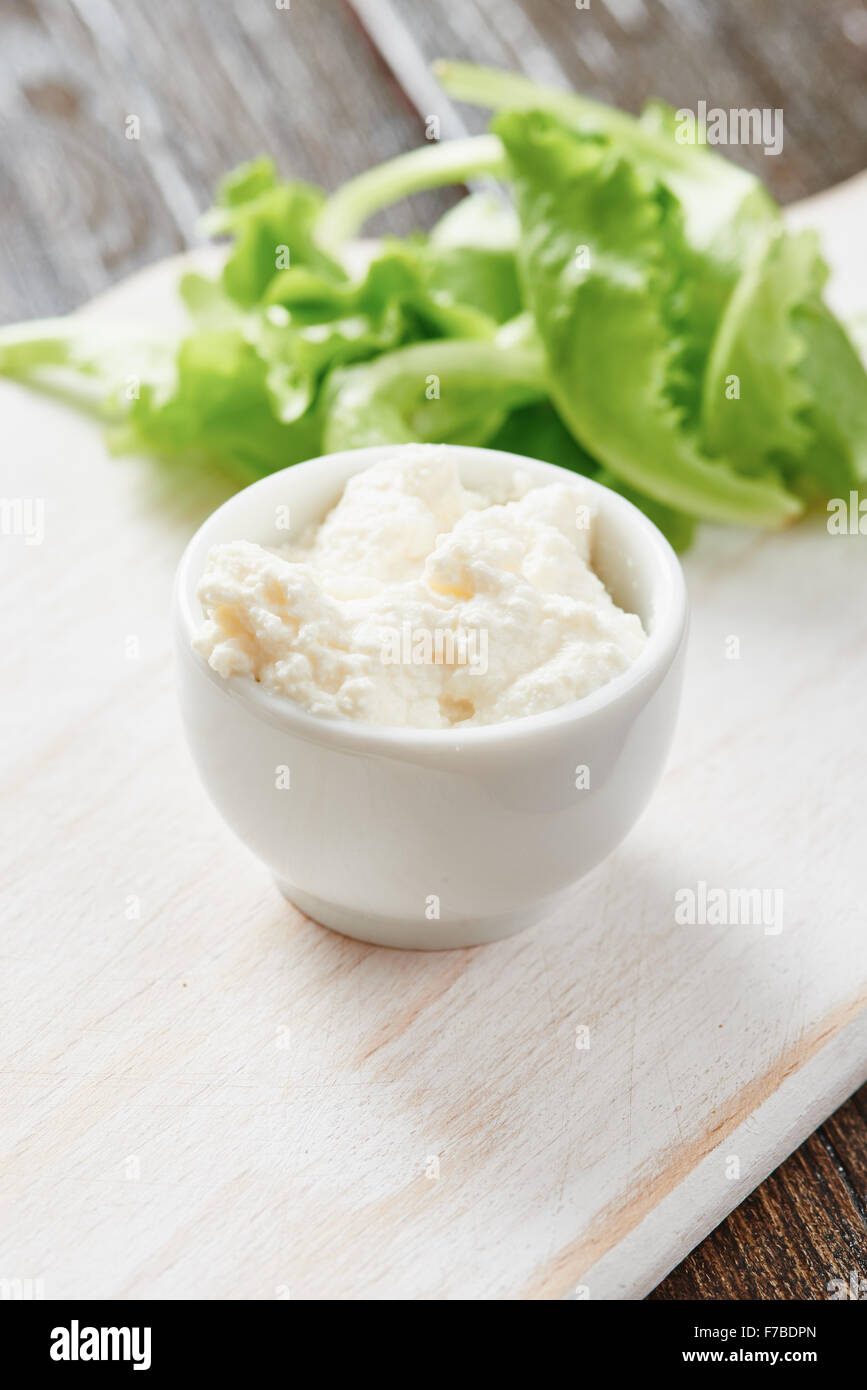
650 1083 867 1299
3 0 867 321
0 0 458 320
390 0 867 202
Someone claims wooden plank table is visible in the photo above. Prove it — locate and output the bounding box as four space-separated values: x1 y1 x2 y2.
1 0 865 1299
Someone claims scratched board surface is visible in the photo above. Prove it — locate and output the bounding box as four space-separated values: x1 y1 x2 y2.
1 0 866 1300
1 187 866 1297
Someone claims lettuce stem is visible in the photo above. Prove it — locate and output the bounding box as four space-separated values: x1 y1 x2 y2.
323 333 547 453
315 134 506 251
434 61 752 187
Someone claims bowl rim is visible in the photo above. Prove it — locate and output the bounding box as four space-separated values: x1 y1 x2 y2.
173 443 688 751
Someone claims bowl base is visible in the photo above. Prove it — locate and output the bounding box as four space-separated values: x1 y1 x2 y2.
275 880 551 950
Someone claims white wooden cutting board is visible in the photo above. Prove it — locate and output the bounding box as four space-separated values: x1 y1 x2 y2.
2 182 866 1301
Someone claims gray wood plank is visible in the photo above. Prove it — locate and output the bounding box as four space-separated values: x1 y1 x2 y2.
0 0 460 319
2 0 866 321
388 0 867 202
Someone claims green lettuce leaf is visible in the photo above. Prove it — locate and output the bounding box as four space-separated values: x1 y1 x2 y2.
202 158 346 307
494 107 801 526
703 227 867 498
322 335 546 454
117 329 321 481
3 71 865 554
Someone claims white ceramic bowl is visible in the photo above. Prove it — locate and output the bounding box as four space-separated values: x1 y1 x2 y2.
173 444 688 949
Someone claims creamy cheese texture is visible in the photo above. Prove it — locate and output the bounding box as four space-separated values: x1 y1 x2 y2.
194 448 647 728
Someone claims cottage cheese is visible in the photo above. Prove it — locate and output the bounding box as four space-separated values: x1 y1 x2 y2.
194 448 646 728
